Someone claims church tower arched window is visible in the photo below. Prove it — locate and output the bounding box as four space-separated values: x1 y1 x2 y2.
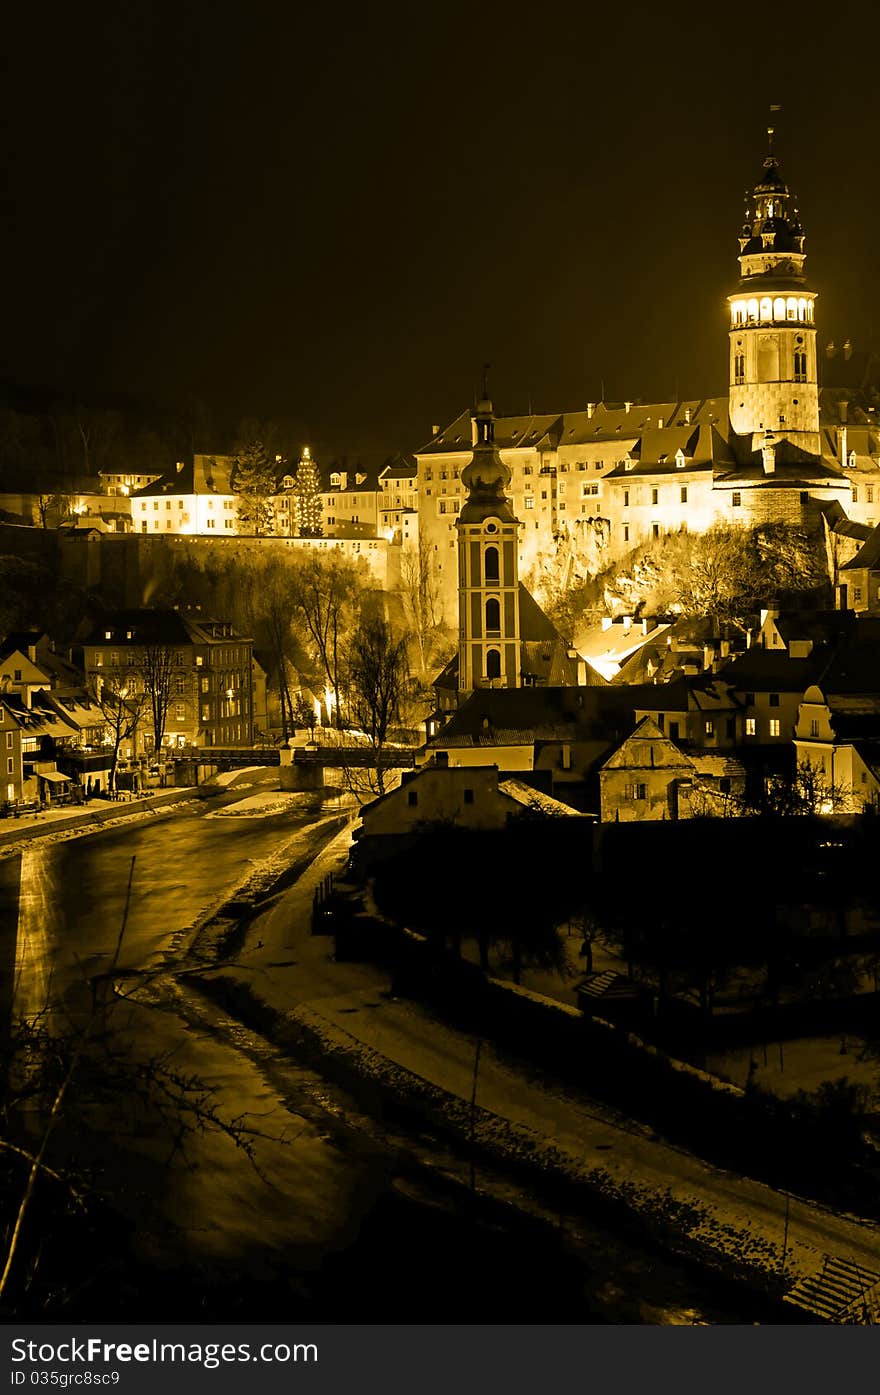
486 649 501 680
484 546 499 581
485 598 500 634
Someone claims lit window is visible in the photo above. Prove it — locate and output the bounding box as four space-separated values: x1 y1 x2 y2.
745 718 756 736
769 718 781 737
705 720 714 736
773 297 785 321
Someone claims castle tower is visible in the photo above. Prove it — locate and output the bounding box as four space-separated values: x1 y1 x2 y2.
456 384 521 696
728 128 820 455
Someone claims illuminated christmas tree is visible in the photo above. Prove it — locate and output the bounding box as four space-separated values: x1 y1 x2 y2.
294 446 323 537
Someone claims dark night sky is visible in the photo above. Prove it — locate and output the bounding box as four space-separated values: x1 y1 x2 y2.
1 1 878 463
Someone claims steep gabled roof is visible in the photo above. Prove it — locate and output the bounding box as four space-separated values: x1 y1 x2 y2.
600 716 693 771
416 411 562 456
841 522 880 570
720 647 830 693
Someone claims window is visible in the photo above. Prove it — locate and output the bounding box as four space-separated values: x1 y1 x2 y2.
680 486 688 504
484 546 499 581
810 719 819 737
175 675 185 695
769 693 780 707
794 350 807 382
745 692 755 706
868 487 874 504
669 721 679 740
651 488 659 505
705 720 715 736
407 790 418 807
629 782 647 801
201 704 210 721
623 524 630 543
5 732 12 748
623 490 630 508
485 598 500 634
464 788 474 805
486 649 501 680
734 353 745 384
732 492 742 508
175 703 185 722
6 759 12 775
854 587 863 602
746 718 756 736
852 487 859 503
13 669 20 681
652 523 660 539
769 718 781 737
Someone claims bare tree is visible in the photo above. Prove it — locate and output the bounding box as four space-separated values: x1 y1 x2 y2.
291 554 360 728
140 646 177 754
347 615 409 795
89 677 146 792
399 537 441 678
35 494 72 529
260 564 300 740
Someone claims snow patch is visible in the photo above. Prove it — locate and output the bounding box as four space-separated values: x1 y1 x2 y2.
207 792 315 818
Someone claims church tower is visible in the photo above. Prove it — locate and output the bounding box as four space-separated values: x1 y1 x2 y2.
728 129 820 455
456 384 521 697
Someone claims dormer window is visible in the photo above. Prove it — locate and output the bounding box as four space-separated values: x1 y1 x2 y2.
675 450 686 468
624 458 635 471
104 630 112 640
848 450 857 468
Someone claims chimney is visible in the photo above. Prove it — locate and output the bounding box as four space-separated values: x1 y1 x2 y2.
431 424 440 436
684 406 692 424
826 341 837 358
601 616 613 631
624 401 632 414
622 615 632 632
175 461 184 474
658 417 664 429
586 402 595 418
761 436 776 475
837 424 848 466
844 338 853 361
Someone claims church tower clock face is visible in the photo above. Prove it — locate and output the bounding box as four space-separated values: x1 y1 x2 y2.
727 129 819 455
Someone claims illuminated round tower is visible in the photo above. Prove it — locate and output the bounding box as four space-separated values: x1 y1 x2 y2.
728 129 819 454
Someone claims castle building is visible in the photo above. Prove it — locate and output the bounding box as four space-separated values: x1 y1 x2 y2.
416 134 880 619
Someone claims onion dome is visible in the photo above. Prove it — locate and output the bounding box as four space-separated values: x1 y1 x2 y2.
737 130 806 268
459 392 517 524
